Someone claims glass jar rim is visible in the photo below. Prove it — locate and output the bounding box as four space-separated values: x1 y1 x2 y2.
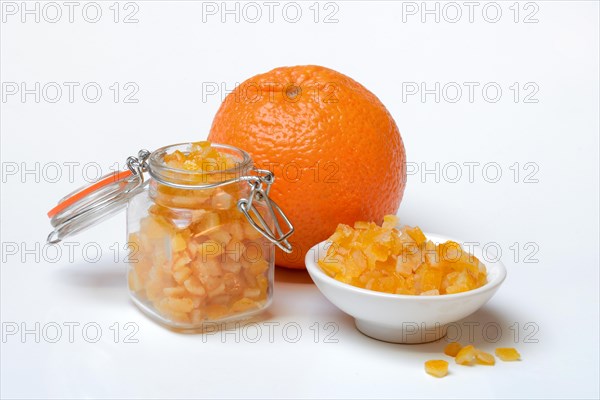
148 142 254 186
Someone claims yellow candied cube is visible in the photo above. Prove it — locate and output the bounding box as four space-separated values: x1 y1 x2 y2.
444 342 462 357
242 220 263 239
144 279 164 303
163 287 187 297
382 214 399 229
222 261 242 274
455 344 477 365
445 271 476 294
424 360 448 378
207 282 226 298
231 297 258 313
222 272 243 297
198 240 224 259
475 350 496 365
228 221 245 241
128 270 143 292
248 258 269 276
183 276 207 297
256 275 268 297
243 265 257 287
195 258 222 282
205 304 228 320
171 234 187 252
354 221 372 230
140 215 172 239
166 311 191 324
243 288 261 298
395 256 413 277
195 212 221 235
172 253 192 272
173 266 192 284
190 309 204 324
209 229 232 247
225 239 246 262
495 347 521 361
404 225 426 245
158 296 194 314
211 190 233 210
318 253 344 276
132 258 151 282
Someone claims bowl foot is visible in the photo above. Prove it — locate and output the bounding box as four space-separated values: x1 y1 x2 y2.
355 319 448 344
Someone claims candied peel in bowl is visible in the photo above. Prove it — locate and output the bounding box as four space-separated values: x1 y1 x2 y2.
317 215 487 295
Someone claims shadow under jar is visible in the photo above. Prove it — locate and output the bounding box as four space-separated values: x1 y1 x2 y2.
126 143 293 329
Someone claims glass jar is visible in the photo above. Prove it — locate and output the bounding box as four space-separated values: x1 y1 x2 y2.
46 142 294 330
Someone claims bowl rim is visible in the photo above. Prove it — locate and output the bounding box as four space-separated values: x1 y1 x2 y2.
305 233 507 301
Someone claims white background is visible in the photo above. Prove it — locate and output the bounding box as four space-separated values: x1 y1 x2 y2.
1 1 599 398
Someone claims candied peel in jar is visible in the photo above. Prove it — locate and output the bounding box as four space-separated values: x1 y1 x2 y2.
127 142 271 325
318 215 487 295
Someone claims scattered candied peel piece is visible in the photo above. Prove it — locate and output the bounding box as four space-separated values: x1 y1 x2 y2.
475 350 496 366
495 347 521 361
319 215 487 295
427 343 518 377
455 345 477 365
425 360 449 378
444 342 462 357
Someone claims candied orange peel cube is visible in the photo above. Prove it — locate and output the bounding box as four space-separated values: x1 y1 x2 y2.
455 344 477 365
163 141 239 172
318 215 487 295
495 347 521 361
475 350 496 366
434 344 517 376
425 360 449 378
444 342 462 357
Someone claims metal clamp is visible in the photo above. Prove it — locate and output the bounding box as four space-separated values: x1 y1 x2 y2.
237 169 294 253
127 149 151 179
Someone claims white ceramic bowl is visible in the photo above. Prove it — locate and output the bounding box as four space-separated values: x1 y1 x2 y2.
305 233 507 344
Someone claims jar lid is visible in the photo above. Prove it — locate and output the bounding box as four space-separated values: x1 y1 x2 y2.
46 151 150 244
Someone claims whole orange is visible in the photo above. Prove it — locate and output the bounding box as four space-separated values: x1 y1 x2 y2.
208 65 406 269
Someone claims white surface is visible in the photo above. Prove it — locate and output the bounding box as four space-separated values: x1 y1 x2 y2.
1 1 599 399
305 236 507 343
